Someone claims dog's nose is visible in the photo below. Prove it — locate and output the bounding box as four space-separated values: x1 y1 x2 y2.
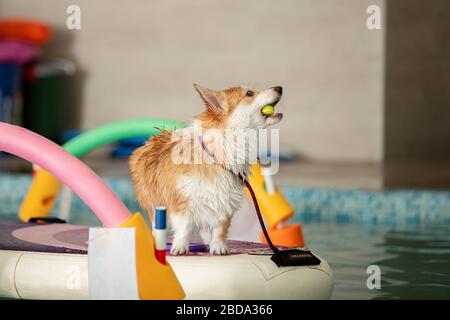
273 86 283 95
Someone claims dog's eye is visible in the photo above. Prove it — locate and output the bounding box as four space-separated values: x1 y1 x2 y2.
246 90 254 97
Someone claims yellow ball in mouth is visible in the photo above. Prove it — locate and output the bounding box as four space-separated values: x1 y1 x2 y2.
261 105 275 115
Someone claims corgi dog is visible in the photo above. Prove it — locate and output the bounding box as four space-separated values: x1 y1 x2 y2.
129 84 283 255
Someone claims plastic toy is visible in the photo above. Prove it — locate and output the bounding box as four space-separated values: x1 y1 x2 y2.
0 122 185 300
245 163 305 247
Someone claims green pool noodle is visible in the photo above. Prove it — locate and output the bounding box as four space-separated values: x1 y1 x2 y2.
63 118 186 157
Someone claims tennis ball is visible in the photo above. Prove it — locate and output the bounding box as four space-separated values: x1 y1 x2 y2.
261 105 275 115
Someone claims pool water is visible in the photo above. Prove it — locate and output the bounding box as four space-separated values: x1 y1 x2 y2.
1 174 449 299
302 222 450 299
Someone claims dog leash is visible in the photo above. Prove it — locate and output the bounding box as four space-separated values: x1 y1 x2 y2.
241 177 279 253
198 135 321 267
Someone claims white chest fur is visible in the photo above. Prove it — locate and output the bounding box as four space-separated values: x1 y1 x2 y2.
176 169 244 230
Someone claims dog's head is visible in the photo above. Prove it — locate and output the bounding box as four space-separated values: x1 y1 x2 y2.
194 84 283 129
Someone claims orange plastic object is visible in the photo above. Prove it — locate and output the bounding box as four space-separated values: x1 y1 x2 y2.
0 20 51 44
245 163 294 226
261 223 305 248
245 163 304 248
120 213 185 300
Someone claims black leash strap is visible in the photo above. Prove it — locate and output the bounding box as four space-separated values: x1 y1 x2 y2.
242 178 279 254
243 176 321 267
28 217 66 224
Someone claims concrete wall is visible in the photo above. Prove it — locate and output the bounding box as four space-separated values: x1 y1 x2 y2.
385 0 450 161
0 0 385 161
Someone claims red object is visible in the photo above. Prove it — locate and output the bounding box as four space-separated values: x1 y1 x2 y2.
23 65 37 81
155 249 166 265
31 164 40 177
0 19 51 45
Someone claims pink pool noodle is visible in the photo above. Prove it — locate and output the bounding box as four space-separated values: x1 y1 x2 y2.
0 122 132 227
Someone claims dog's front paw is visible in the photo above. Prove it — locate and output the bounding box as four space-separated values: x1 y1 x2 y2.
209 242 229 255
170 244 190 255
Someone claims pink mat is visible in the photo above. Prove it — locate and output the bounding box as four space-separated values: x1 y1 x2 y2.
0 221 276 256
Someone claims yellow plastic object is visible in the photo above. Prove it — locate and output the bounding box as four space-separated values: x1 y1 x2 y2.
245 163 305 248
19 169 61 222
245 163 294 226
120 212 185 300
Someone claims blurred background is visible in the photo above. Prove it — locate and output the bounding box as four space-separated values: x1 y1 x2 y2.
1 0 449 189
1 0 450 300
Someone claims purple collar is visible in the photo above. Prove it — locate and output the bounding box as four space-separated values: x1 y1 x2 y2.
198 135 217 163
198 135 248 181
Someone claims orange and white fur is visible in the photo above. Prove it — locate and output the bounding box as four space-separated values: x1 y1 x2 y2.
129 84 283 255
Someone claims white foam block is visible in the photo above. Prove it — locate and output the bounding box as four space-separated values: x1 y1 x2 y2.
88 228 139 300
153 229 167 251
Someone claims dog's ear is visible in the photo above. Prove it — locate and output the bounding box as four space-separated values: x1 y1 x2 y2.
193 84 226 114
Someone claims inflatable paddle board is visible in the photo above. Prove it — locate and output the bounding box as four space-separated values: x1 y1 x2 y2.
0 221 333 299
